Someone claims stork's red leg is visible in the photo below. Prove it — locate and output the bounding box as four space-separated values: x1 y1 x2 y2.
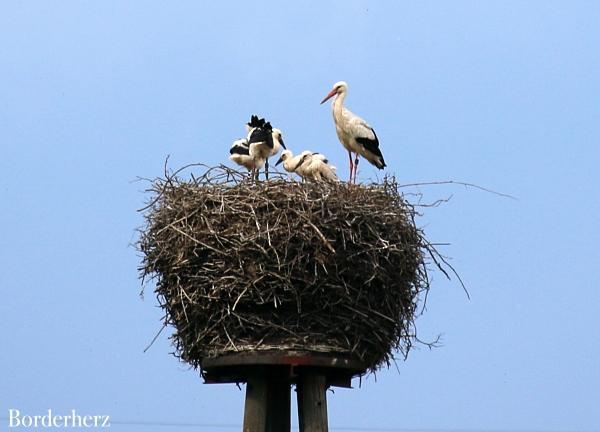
348 150 354 183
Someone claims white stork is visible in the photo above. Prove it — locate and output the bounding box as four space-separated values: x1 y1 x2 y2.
229 138 265 178
246 115 286 179
320 81 386 183
276 150 338 182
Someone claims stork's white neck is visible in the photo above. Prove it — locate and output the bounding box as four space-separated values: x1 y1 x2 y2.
283 155 298 173
332 89 347 113
331 91 346 126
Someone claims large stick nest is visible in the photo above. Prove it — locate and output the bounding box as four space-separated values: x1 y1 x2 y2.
138 165 450 372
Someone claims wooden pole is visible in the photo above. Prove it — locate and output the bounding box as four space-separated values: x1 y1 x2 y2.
202 353 365 432
297 370 328 432
243 369 268 432
243 367 291 432
266 372 290 432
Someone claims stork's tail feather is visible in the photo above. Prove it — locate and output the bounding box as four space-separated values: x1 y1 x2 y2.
247 114 267 129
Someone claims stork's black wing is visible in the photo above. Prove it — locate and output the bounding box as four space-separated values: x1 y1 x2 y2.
247 117 274 149
356 128 386 168
248 128 272 146
230 140 250 155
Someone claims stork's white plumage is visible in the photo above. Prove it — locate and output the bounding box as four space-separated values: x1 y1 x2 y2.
229 138 265 176
320 81 386 183
275 149 302 176
276 149 338 182
269 129 285 159
305 151 338 182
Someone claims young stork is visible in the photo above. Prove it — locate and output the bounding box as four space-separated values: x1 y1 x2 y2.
229 138 265 179
320 81 386 183
276 150 338 182
246 115 286 179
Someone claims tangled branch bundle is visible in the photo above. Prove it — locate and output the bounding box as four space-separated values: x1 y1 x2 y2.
138 165 445 372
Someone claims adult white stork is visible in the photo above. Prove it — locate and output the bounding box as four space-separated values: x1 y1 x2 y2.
276 149 338 182
320 81 386 183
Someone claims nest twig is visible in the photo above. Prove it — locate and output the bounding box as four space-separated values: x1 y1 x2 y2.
137 164 454 372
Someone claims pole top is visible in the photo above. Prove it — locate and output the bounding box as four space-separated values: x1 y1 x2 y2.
201 350 367 388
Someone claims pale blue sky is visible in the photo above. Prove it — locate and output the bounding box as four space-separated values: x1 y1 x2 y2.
1 1 599 431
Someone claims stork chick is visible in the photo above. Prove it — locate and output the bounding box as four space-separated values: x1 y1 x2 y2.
246 116 286 179
229 138 265 178
305 151 338 182
276 149 337 182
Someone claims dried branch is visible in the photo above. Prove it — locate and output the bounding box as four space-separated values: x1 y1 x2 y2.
400 180 517 201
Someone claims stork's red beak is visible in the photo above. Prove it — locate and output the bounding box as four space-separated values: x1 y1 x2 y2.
320 89 337 104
